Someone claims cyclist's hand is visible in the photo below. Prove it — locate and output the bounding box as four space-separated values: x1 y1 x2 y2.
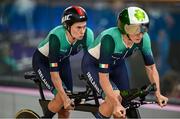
63 97 75 110
156 94 168 107
113 104 126 118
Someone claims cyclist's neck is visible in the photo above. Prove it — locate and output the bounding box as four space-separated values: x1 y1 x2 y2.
122 35 134 48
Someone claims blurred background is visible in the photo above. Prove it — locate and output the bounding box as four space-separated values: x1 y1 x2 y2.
0 0 180 118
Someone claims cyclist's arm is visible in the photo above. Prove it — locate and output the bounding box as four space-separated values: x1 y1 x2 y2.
141 33 168 107
99 73 121 104
98 35 121 105
50 72 70 105
141 33 161 96
49 34 69 103
145 64 161 96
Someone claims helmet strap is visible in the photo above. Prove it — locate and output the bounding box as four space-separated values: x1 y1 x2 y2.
67 27 76 41
127 34 133 41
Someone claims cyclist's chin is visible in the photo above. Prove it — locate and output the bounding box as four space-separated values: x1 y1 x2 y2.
133 39 141 43
77 36 84 40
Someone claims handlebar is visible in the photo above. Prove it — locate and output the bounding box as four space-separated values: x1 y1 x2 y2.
121 83 156 101
79 73 157 103
121 83 157 108
65 83 157 107
142 83 157 96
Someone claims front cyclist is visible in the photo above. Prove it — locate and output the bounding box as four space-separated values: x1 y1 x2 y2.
32 6 94 118
82 6 168 118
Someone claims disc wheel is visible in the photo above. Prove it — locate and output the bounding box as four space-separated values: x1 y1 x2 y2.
15 109 40 119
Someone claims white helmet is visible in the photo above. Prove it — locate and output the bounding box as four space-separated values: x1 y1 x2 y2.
118 6 149 34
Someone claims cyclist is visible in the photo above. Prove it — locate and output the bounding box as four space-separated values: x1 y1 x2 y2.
82 6 168 118
32 6 94 118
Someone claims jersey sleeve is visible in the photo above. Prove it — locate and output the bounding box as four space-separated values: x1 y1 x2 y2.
49 34 60 72
140 33 155 66
99 35 115 73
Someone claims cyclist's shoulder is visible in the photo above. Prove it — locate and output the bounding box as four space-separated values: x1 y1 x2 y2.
142 32 151 44
99 27 121 39
86 27 93 31
49 25 66 36
143 32 150 38
86 27 94 36
102 27 119 34
46 25 67 42
51 25 64 31
97 27 121 44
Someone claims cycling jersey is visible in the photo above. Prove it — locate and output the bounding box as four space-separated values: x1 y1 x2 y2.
38 25 94 72
88 27 154 73
32 25 94 94
82 27 154 95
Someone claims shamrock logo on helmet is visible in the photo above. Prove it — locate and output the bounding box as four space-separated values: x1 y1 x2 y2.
134 9 145 21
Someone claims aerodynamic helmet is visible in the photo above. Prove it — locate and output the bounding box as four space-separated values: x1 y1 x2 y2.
61 6 88 30
118 6 149 34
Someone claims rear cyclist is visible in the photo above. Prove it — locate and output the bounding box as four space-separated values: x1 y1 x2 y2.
82 6 168 118
32 6 94 118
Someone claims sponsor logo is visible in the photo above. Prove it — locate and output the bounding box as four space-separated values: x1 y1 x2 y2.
37 69 51 90
86 72 100 94
61 14 72 23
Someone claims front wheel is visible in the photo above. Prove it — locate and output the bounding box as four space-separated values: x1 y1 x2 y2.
15 109 40 119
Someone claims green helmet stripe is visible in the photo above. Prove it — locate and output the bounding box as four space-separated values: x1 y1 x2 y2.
118 8 130 34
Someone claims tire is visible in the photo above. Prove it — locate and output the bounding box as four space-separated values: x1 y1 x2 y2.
126 108 140 118
15 109 40 119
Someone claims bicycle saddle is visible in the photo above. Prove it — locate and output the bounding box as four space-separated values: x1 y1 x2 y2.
24 71 37 80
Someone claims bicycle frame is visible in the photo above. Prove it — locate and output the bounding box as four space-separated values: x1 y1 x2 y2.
24 71 101 117
22 71 156 118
